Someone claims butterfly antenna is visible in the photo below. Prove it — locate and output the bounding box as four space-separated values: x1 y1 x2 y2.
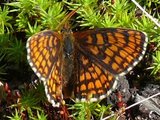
56 7 79 31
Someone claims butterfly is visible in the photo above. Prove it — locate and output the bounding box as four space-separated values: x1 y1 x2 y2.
26 23 148 107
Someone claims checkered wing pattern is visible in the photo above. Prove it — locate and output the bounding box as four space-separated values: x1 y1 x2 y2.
74 28 148 101
26 30 63 107
75 54 117 101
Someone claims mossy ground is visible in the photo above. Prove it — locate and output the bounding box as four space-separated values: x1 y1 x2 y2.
0 0 160 120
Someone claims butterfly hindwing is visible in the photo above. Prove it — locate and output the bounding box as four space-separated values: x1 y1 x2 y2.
75 54 118 101
44 58 63 107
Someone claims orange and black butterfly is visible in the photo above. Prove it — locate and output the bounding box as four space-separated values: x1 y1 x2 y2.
26 16 148 107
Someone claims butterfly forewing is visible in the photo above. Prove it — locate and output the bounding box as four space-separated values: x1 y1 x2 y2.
74 28 148 76
26 30 61 80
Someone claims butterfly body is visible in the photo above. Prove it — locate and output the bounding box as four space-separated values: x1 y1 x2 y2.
26 27 148 107
61 27 76 98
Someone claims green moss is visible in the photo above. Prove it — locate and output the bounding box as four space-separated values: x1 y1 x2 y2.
0 6 13 34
